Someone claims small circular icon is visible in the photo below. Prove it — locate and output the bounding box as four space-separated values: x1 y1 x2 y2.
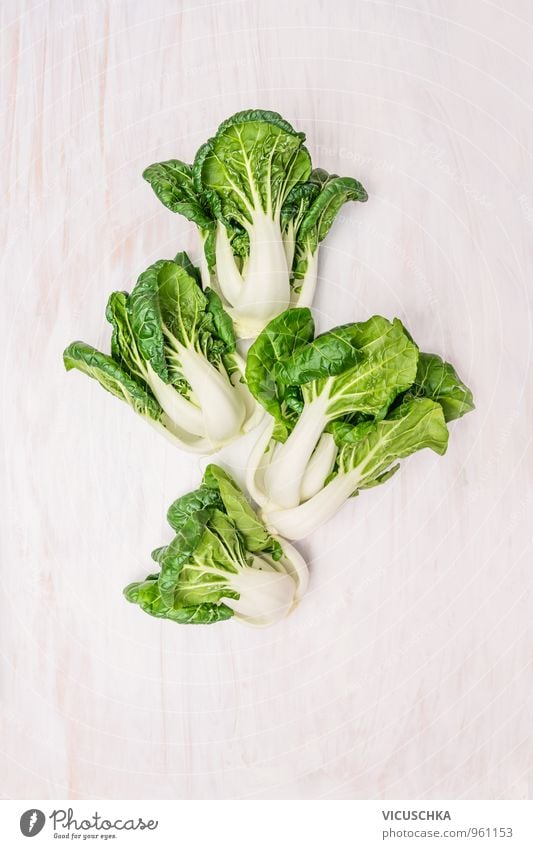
20 810 45 837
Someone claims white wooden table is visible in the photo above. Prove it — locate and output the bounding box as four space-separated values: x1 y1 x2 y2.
2 0 532 799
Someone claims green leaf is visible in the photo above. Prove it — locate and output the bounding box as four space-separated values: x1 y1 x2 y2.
407 352 475 422
281 179 321 233
124 463 305 627
173 251 203 287
338 397 449 491
328 418 376 447
142 160 214 230
246 307 315 438
63 341 162 419
156 260 208 344
106 291 139 377
324 317 419 419
166 486 222 533
202 226 217 272
123 577 233 624
276 323 364 384
194 109 312 225
166 603 234 624
150 547 167 565
205 288 237 352
127 260 169 381
167 517 245 609
288 169 368 282
359 463 400 490
298 173 368 246
158 509 212 605
202 465 282 559
192 513 247 578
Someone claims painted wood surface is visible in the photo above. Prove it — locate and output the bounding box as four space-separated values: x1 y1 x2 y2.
2 0 532 799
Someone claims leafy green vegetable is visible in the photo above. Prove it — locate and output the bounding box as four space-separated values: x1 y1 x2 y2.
123 577 234 624
63 341 162 419
141 160 214 231
64 255 263 453
202 464 282 559
401 351 475 422
124 465 308 627
282 168 368 306
144 110 367 337
245 307 315 440
246 308 474 539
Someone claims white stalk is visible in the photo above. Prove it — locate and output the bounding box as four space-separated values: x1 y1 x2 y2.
300 433 338 502
178 345 246 447
149 416 213 454
222 555 297 627
263 466 361 541
263 389 331 510
293 247 319 308
214 221 243 306
145 363 205 437
273 538 309 601
283 220 296 269
229 351 264 434
245 417 276 507
230 210 291 336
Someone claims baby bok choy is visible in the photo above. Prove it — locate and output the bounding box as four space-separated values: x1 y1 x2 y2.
63 253 262 453
124 465 308 627
245 308 474 539
143 109 367 337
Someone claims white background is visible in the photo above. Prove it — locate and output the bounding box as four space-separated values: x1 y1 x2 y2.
1 0 532 800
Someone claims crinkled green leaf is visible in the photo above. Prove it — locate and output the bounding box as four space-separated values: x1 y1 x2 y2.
406 352 475 422
328 418 376 447
173 251 203 287
143 159 214 230
127 260 169 381
205 288 237 352
298 173 368 245
246 307 315 438
166 486 222 533
150 547 167 565
105 291 142 379
63 342 162 420
156 260 208 344
281 179 321 233
288 169 367 282
158 508 212 605
324 317 419 419
123 577 233 624
276 323 364 384
202 226 217 272
338 398 449 492
194 109 312 226
202 465 282 559
124 464 302 628
195 511 247 575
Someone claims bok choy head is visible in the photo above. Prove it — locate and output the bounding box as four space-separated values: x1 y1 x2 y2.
143 110 367 338
63 253 262 453
124 465 309 627
245 308 474 539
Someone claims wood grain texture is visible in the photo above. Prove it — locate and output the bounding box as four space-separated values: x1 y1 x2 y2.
1 0 532 800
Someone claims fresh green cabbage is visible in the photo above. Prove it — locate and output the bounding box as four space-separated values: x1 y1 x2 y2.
124 465 308 627
143 110 367 337
245 308 474 539
63 254 262 453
